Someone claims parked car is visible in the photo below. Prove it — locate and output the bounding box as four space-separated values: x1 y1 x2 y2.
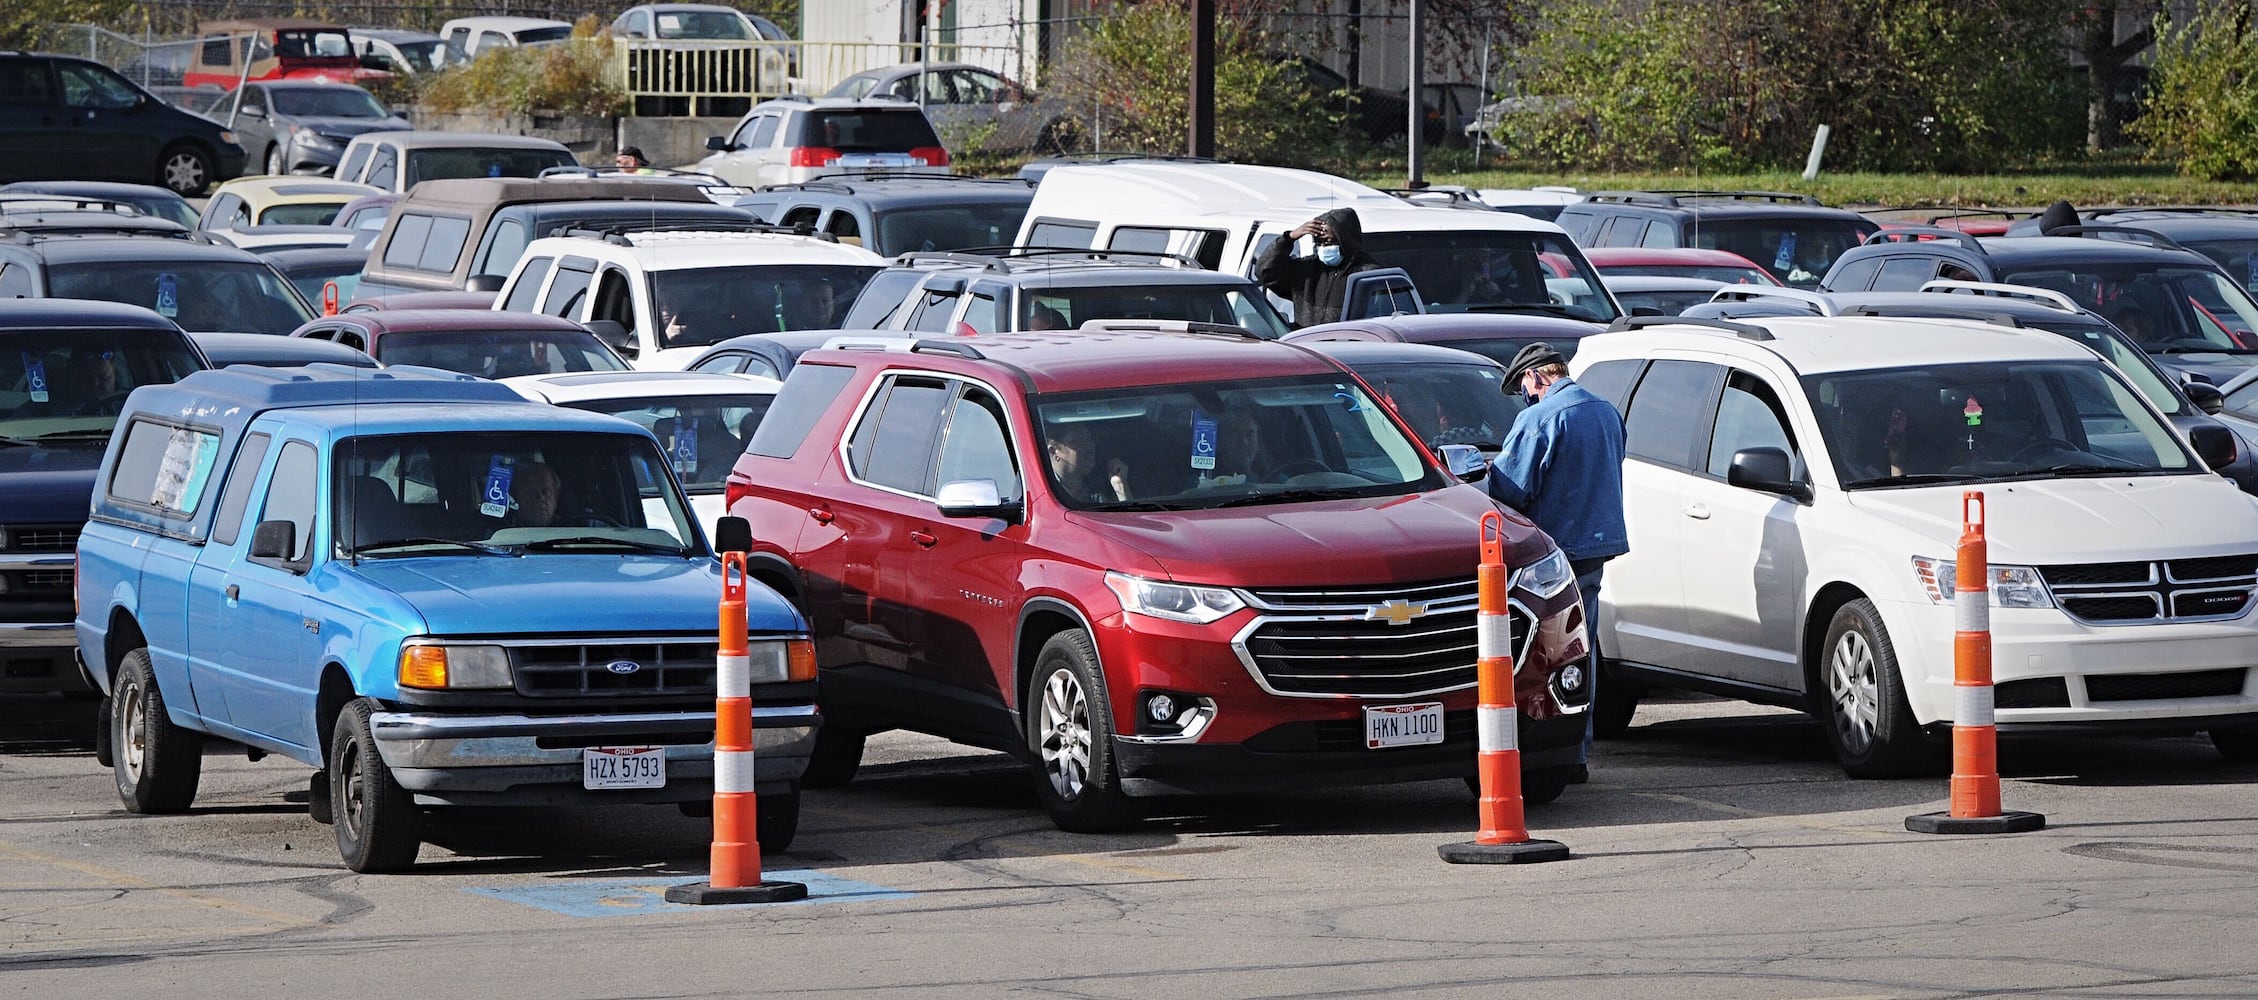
724 329 1594 828
2004 207 2258 291
838 249 1292 338
1576 314 2257 771
290 309 628 376
823 62 1068 153
1871 207 2022 237
1603 275 1728 316
1583 247 1785 286
75 364 818 870
342 290 494 312
182 19 391 91
0 181 201 229
332 191 395 231
1281 313 1605 370
332 131 578 195
2221 369 2258 455
0 197 191 239
736 175 1033 256
0 226 315 334
493 228 883 369
684 329 909 381
352 29 468 75
190 330 378 368
199 176 384 229
1299 340 1523 452
504 369 782 535
440 17 575 57
0 53 246 195
1556 191 1880 288
262 246 371 307
696 98 950 188
0 300 209 694
204 224 363 253
216 81 411 176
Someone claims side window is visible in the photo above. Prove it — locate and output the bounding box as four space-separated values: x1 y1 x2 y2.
540 262 595 317
337 143 371 183
0 262 32 297
501 255 553 311
1705 371 1799 479
1108 227 1176 255
365 146 398 190
1825 255 1882 293
1641 220 1677 248
747 114 781 147
238 87 265 114
692 353 744 374
1026 219 1096 249
840 269 926 328
201 35 233 67
416 215 470 273
1576 359 1644 410
1873 256 1943 291
478 217 530 276
824 209 862 243
381 213 433 268
57 63 138 110
906 287 962 333
749 362 855 459
0 59 57 105
1554 209 1598 243
962 291 1003 335
1622 359 1723 471
591 267 635 326
847 374 952 493
778 206 822 228
252 440 318 568
478 30 510 52
106 420 223 517
209 432 274 546
620 10 650 35
934 385 1019 499
335 330 367 352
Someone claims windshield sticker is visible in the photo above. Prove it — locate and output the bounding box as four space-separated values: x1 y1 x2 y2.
1964 396 1984 426
670 417 698 476
1190 415 1218 470
479 455 515 518
24 355 48 403
154 273 180 318
1772 234 1797 273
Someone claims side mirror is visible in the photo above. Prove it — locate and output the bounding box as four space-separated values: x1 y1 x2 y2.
464 273 506 293
2188 424 2238 472
706 135 736 152
250 519 295 560
712 514 752 555
583 318 636 354
1726 446 1810 501
935 479 1022 521
1437 443 1489 483
2185 380 2227 416
240 104 265 118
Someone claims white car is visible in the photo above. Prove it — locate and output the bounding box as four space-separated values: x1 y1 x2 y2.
503 369 781 537
492 228 885 370
440 16 574 57
1576 314 2258 774
694 98 950 188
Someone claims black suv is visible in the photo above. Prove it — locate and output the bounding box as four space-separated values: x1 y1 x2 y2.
2004 207 2258 285
0 53 245 195
1555 191 1880 288
735 174 1034 257
1822 227 2258 387
840 249 1295 338
0 222 317 335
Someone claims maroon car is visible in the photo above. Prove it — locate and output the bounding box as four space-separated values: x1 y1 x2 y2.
1281 313 1604 368
288 309 628 377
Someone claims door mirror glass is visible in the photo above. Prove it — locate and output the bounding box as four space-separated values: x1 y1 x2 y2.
936 479 1020 520
250 519 295 559
1437 443 1489 483
706 135 735 152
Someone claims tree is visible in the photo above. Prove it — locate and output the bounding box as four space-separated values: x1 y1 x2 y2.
1 0 136 51
2132 0 2258 180
2076 1 2164 151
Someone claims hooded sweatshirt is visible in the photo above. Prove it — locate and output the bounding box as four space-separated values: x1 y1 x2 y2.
1254 206 1380 328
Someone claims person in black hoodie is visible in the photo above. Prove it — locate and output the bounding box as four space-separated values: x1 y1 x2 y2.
1254 207 1379 327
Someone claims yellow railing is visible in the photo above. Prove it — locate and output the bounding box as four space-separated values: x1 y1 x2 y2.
611 39 1028 113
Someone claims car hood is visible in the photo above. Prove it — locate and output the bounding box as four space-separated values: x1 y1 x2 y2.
1080 485 1554 587
2152 352 2258 387
293 115 413 138
342 554 803 636
0 447 105 522
1845 475 2258 564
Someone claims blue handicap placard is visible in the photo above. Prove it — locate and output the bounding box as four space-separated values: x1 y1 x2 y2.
1772 233 1798 273
24 355 49 403
671 417 699 476
479 455 515 518
154 273 180 318
1190 415 1218 470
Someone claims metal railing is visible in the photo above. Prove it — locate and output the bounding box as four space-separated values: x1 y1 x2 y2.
608 39 1026 115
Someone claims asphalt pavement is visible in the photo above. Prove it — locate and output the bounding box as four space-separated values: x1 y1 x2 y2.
4 691 2256 999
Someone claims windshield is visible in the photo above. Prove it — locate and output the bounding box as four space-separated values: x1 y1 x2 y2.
2 331 204 445
1601 263 1778 285
405 147 577 186
1364 231 1620 322
379 330 626 377
1999 264 2258 353
564 394 773 492
1611 287 1720 316
874 203 1030 255
1352 361 1523 452
1689 218 1876 288
270 87 387 118
272 30 354 59
257 202 346 226
654 10 751 38
46 261 313 335
1806 361 2194 489
1035 374 1441 511
2025 319 2187 416
334 431 699 557
516 26 575 44
1021 284 1291 338
648 264 881 348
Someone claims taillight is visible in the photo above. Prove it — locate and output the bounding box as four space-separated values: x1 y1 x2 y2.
909 146 950 167
788 146 840 168
724 478 753 512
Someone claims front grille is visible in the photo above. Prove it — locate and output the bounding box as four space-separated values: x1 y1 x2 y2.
2039 555 2258 625
0 524 79 553
1235 577 1529 698
511 639 720 698
2087 669 2248 702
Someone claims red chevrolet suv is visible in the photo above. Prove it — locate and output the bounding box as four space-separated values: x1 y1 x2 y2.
722 328 1591 831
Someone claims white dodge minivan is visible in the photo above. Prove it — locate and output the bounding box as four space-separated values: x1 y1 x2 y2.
1575 314 2258 775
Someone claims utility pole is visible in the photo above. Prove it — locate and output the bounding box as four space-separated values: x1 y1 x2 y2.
1406 0 1424 188
1190 0 1215 157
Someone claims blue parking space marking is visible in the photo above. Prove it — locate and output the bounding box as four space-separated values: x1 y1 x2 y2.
467 871 914 917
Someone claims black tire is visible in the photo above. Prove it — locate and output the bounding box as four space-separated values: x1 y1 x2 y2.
93 695 114 768
111 649 201 813
1818 599 1935 778
799 724 865 789
1591 658 1640 739
331 698 419 872
2211 727 2258 762
1026 631 1136 832
1463 765 1572 805
756 785 800 854
157 143 215 196
264 144 284 176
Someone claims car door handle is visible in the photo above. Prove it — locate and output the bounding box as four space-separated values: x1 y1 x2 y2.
225 584 239 600
909 529 938 548
808 507 834 525
1683 504 1711 520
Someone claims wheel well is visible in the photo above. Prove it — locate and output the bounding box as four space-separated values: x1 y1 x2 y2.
1015 607 1085 709
314 664 356 766
751 567 801 609
104 610 146 684
1802 583 1866 712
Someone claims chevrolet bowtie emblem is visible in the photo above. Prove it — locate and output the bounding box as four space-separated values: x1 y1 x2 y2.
1365 600 1429 626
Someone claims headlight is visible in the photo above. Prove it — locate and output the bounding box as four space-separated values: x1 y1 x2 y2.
299 132 344 149
1510 547 1576 600
1104 571 1246 625
397 642 513 689
1911 557 2054 609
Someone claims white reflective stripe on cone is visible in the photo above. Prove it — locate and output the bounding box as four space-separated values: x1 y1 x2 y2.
1955 684 1995 728
1954 593 1989 633
716 654 751 698
715 750 757 794
1476 704 1517 753
1477 614 1511 660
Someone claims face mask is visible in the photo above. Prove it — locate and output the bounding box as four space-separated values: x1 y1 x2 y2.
1316 244 1343 267
1522 390 1542 407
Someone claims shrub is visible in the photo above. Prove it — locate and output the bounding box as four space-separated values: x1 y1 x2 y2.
418 15 626 118
2133 1 2258 181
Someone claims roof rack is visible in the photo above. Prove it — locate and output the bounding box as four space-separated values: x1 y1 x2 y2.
2043 225 2190 252
1381 186 1493 210
549 220 836 243
1707 285 1838 316
1607 315 1775 340
818 336 985 359
1858 226 1986 252
2093 205 2258 218
1584 190 1823 207
1916 279 2080 314
0 194 142 216
769 94 815 104
754 174 1032 195
893 246 1200 270
1073 319 1264 340
1844 304 2023 330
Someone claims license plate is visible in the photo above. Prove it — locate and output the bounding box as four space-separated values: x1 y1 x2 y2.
582 746 666 789
1365 702 1445 749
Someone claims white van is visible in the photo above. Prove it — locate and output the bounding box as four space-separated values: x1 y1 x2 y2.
1012 162 1623 325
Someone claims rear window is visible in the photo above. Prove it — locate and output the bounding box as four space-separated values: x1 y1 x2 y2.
874 203 1030 255
381 212 472 273
107 419 221 516
3 329 205 445
258 202 345 226
748 363 856 459
793 109 940 151
404 146 576 185
45 261 313 335
379 329 626 377
1689 217 1877 289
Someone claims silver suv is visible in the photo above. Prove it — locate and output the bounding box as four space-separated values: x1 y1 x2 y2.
694 97 949 187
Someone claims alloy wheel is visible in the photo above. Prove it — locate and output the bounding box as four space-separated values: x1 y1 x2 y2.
1038 669 1091 800
164 153 205 193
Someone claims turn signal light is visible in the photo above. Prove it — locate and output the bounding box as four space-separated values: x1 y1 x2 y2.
908 146 950 167
787 639 817 682
787 146 841 168
399 645 449 689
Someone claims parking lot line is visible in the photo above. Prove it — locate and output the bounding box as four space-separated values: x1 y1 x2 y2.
0 839 315 930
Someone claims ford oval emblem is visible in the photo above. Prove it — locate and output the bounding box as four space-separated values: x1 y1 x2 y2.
604 659 643 676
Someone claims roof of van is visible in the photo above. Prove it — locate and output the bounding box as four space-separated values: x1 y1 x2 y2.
1028 162 1569 236
391 177 713 210
139 363 522 420
1578 315 2094 376
344 132 573 152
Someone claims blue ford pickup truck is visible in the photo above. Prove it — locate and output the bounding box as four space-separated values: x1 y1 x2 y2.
74 364 818 872
2 300 206 695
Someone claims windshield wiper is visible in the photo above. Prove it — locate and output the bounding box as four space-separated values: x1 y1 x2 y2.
1843 473 1976 488
2035 463 2148 477
349 537 515 556
514 535 689 555
25 429 116 442
1212 487 1368 508
1469 302 1592 319
1082 499 1202 512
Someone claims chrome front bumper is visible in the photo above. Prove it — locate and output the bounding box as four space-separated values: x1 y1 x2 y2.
369 704 819 806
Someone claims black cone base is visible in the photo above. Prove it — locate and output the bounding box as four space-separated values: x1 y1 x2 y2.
665 880 809 904
1438 838 1572 864
1905 810 2046 835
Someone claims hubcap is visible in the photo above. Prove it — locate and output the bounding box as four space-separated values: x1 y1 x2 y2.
119 680 146 783
164 154 204 193
340 740 365 839
1037 669 1091 800
1828 629 1880 754
267 147 282 174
